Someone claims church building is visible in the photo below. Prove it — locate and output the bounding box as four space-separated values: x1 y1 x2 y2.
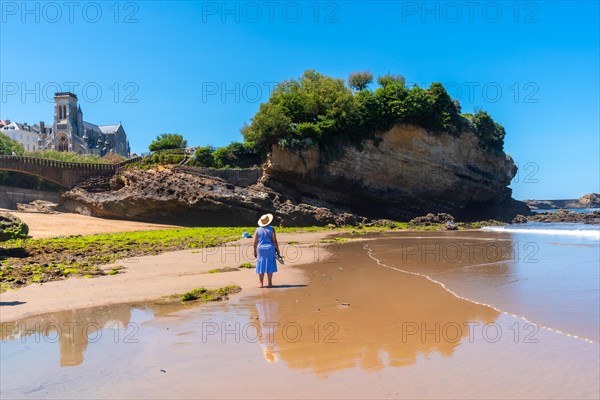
37 92 130 157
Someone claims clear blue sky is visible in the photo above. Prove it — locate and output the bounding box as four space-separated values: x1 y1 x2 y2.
1 1 598 200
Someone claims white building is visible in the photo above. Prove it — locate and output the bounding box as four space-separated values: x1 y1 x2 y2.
0 120 51 152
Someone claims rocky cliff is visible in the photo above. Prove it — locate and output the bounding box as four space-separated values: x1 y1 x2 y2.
61 124 531 225
263 124 530 221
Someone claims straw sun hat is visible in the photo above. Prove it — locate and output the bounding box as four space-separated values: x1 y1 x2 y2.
258 213 274 227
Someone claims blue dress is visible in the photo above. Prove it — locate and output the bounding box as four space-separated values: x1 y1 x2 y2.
256 226 278 274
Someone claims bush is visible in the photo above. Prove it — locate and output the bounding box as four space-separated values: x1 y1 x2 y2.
242 70 356 154
0 133 25 155
463 111 506 153
212 142 260 169
155 149 185 164
189 147 215 167
149 133 187 152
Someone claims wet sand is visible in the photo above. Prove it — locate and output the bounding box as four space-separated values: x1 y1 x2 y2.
0 208 181 238
1 232 598 399
0 231 333 322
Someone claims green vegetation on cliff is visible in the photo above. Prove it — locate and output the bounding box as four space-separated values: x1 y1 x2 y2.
189 142 260 168
241 70 507 158
139 70 506 170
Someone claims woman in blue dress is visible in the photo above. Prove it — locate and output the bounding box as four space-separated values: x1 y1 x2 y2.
253 213 280 288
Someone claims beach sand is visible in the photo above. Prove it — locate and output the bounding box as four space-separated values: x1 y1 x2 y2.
1 236 598 399
1 215 598 399
0 208 181 238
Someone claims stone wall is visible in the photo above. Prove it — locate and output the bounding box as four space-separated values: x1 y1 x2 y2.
0 185 62 209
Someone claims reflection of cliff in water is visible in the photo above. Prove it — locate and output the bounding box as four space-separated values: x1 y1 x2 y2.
1 301 197 367
247 238 504 377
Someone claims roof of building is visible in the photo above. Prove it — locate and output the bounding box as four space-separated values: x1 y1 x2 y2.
1 121 41 135
98 124 122 134
83 121 101 131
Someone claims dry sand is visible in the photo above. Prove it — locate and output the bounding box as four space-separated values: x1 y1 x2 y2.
0 208 181 238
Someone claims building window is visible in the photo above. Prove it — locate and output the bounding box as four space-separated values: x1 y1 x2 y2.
58 135 68 152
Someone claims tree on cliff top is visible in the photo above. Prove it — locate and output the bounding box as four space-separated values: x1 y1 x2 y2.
149 133 187 152
241 70 506 157
377 73 405 88
0 133 24 156
348 71 374 91
242 70 355 153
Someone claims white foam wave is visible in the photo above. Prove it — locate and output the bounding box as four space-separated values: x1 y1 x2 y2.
481 226 600 239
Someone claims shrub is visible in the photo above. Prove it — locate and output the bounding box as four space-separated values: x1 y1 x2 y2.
149 133 187 152
463 111 506 153
212 142 260 169
190 146 215 167
0 133 24 155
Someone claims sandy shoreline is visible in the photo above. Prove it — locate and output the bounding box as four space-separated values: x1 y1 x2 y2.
0 230 337 322
1 234 598 399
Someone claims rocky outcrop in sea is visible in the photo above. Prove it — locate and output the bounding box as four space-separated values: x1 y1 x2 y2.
524 193 600 210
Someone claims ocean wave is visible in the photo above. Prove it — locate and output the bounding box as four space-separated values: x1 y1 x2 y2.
481 226 600 239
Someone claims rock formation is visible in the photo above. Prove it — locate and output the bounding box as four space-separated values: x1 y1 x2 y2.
61 166 362 226
514 210 600 224
61 124 531 225
524 193 600 210
264 124 530 221
0 212 29 241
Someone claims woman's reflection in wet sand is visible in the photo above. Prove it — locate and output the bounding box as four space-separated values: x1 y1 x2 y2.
254 293 280 364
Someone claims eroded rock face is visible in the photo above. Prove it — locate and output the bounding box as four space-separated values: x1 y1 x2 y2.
579 193 600 208
0 212 29 241
61 166 364 227
265 124 529 221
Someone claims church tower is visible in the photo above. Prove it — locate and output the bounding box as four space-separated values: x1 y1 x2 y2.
53 92 84 152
